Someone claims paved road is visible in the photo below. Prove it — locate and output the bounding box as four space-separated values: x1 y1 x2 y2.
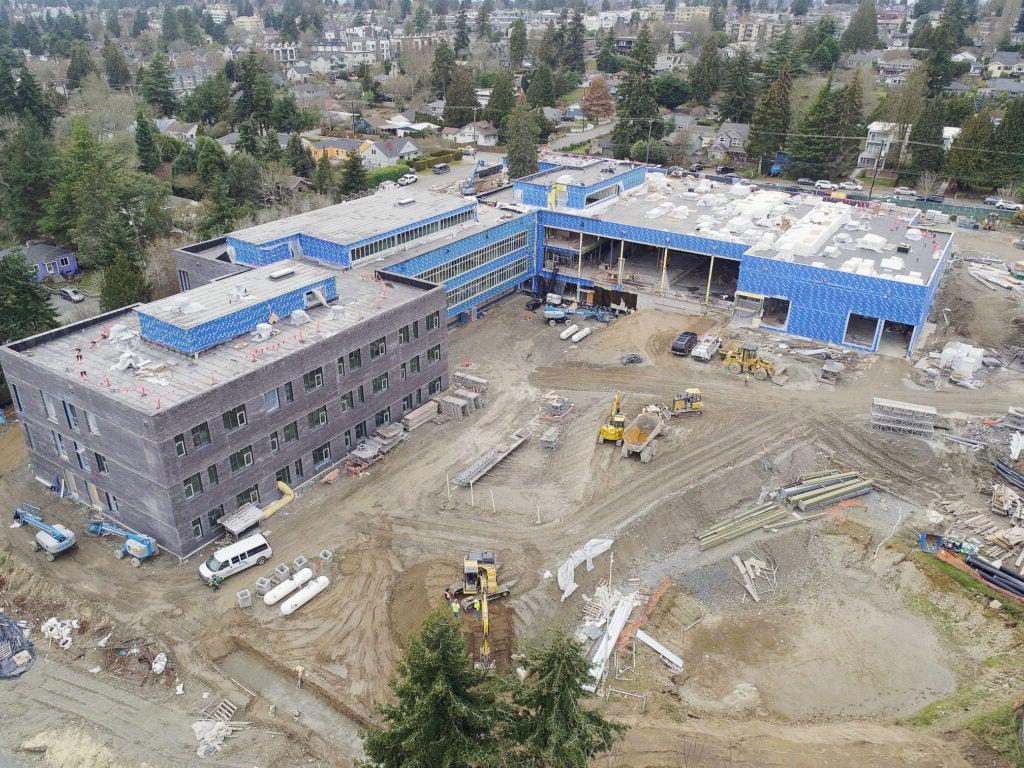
548 121 614 150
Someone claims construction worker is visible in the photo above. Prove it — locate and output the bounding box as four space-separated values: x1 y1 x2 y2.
295 665 305 688
473 598 481 619
269 703 277 718
208 574 223 591
450 600 460 619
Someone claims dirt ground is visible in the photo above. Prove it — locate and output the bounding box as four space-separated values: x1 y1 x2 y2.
1 254 1023 767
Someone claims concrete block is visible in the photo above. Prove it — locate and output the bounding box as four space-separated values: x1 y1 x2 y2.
319 549 334 564
274 563 291 583
237 590 252 608
254 576 272 596
293 555 309 572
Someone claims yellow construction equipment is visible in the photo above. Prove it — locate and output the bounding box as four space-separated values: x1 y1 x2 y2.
722 342 775 381
598 392 627 445
446 552 510 601
672 388 704 415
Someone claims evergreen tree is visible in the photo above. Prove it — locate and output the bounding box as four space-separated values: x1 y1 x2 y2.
994 97 1024 188
512 633 626 767
443 66 479 126
689 34 722 105
171 145 197 176
454 6 470 55
562 9 586 74
313 153 334 195
430 39 456 99
791 0 811 14
507 97 539 178
131 8 149 37
943 112 994 189
475 0 492 40
196 135 229 188
907 98 946 176
923 11 957 95
830 68 865 175
747 65 792 166
582 75 616 121
596 28 620 73
134 108 161 172
0 118 54 241
653 74 689 109
66 42 96 89
161 4 180 42
102 38 131 86
141 48 177 116
509 17 527 69
261 131 283 162
361 610 497 768
525 64 555 108
840 0 880 51
0 249 58 345
199 174 238 237
413 4 431 33
486 69 516 139
180 70 232 124
236 118 261 155
719 49 756 123
226 151 261 204
611 25 662 157
763 23 802 80
538 20 562 70
287 133 315 177
15 70 58 136
800 17 840 71
105 10 120 37
784 75 836 179
99 213 151 312
234 53 275 126
338 151 368 197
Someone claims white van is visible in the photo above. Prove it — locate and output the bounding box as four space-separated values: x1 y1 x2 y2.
199 533 272 583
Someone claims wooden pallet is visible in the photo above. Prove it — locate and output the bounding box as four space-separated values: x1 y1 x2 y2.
202 699 237 723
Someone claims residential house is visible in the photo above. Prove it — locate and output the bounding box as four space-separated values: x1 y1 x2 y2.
726 17 787 44
541 106 563 123
172 65 211 95
425 100 446 119
709 122 750 160
1 242 78 281
310 137 365 162
951 49 977 64
155 118 198 145
672 5 711 22
857 121 908 169
878 57 918 86
286 62 313 83
233 15 263 32
655 53 692 74
205 4 231 24
942 126 961 151
288 83 331 105
309 55 339 75
380 113 439 137
614 36 637 55
982 78 1024 98
988 51 1024 78
564 103 585 121
841 49 883 69
268 42 298 64
450 121 499 146
360 138 422 168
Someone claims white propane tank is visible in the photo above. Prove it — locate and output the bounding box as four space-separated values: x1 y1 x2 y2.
571 326 592 343
280 575 330 616
559 324 579 340
263 567 313 606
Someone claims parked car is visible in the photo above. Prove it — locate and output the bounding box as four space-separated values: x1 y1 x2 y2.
670 331 699 357
839 181 863 191
667 166 684 178
893 186 917 196
431 163 450 174
198 533 272 584
690 335 722 362
688 163 704 173
925 194 945 203
716 165 736 174
397 173 418 186
796 177 815 186
984 196 1001 205
814 180 836 190
996 199 1024 211
58 287 84 303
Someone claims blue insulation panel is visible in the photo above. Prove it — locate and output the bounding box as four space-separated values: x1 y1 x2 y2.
386 214 536 278
138 278 338 354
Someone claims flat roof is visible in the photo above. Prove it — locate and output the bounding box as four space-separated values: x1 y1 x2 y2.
9 264 432 414
519 160 642 189
139 262 335 329
227 185 474 246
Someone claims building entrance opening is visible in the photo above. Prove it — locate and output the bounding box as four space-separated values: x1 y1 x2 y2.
878 320 914 357
761 297 791 329
667 251 738 304
843 313 880 348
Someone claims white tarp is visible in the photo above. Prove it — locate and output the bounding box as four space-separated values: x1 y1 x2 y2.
586 597 634 689
556 538 613 601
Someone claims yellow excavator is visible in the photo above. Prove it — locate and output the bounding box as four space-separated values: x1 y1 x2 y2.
598 392 627 445
671 388 704 415
722 342 775 381
445 552 510 660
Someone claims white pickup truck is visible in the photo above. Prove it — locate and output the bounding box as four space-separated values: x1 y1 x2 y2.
690 335 722 362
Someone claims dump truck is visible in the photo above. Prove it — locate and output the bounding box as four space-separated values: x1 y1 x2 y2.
621 407 664 463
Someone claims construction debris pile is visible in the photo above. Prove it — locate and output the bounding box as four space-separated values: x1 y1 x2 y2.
0 612 34 679
41 616 79 650
695 471 874 551
965 257 1024 292
730 549 779 603
914 341 997 389
941 497 1024 566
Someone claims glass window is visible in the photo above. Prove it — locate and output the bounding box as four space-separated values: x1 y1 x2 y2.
52 431 67 459
270 430 280 453
426 311 440 331
336 356 345 377
349 349 362 370
63 402 80 432
312 442 331 467
410 355 420 374
400 362 407 380
174 433 187 456
427 345 441 365
341 391 354 412
284 382 294 402
284 421 299 442
276 465 291 484
191 422 211 448
375 407 391 427
229 445 254 472
412 320 419 339
370 337 386 358
85 411 100 434
191 517 203 537
183 473 203 499
10 383 21 411
303 366 324 392
294 457 304 479
356 385 365 404
265 388 281 412
41 391 56 420
429 377 443 395
372 372 389 395
73 441 86 469
105 492 119 513
308 405 328 429
95 452 108 474
402 393 413 412
343 429 352 447
222 404 247 431
355 421 367 440
236 485 260 508
207 464 219 486
208 505 225 528
398 325 410 344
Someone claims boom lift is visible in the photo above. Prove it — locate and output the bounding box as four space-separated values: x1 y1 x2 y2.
86 519 158 566
11 504 77 561
598 392 626 445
